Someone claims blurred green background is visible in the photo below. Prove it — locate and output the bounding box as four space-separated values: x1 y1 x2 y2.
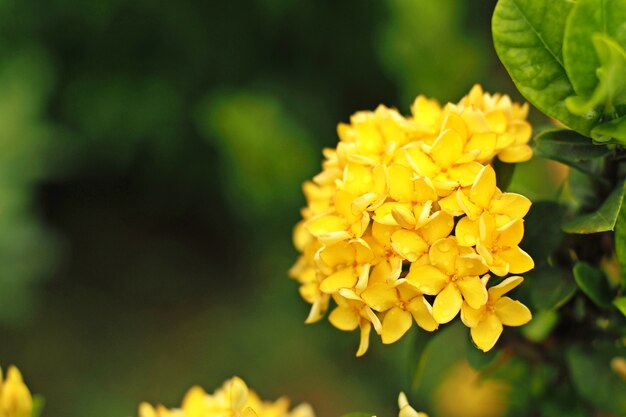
0 1 560 416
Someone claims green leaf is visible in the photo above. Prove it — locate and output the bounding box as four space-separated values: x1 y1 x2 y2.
412 323 465 394
572 261 613 308
466 337 501 371
592 114 626 143
522 201 565 260
566 35 626 116
567 345 626 414
492 0 598 135
614 296 626 317
528 266 577 310
615 195 626 290
521 309 559 342
533 129 610 174
563 0 626 100
562 181 626 234
492 158 516 191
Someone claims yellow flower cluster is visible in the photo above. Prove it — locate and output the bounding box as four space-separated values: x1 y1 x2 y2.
0 365 33 417
290 85 533 354
138 377 315 417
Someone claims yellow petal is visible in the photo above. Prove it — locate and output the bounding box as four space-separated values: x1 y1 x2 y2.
430 129 464 168
319 241 354 268
411 95 442 126
373 202 399 225
362 283 398 312
509 120 532 145
455 253 489 277
470 165 496 208
447 162 483 187
391 229 428 262
139 403 158 417
497 219 525 247
241 407 259 417
405 147 439 177
389 164 414 201
381 307 413 344
457 276 488 309
461 108 490 133
470 313 503 352
438 192 464 216
371 221 397 247
406 264 449 295
429 238 459 275
408 296 439 331
433 283 463 324
441 111 469 140
182 386 208 415
343 162 374 196
392 204 417 229
457 188 483 219
478 213 496 246
352 192 378 214
413 178 438 203
229 377 249 412
466 132 497 161
356 321 371 357
489 192 531 220
460 302 484 328
455 216 479 246
306 215 345 237
499 246 534 274
498 145 533 163
335 189 358 223
488 275 524 300
421 212 455 244
494 297 532 326
329 306 360 330
320 268 357 293
355 121 385 154
486 110 508 133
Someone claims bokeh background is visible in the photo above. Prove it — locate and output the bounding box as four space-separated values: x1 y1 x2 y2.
0 1 562 416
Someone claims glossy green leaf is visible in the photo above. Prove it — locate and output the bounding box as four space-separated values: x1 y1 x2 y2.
563 0 626 94
492 0 598 134
572 261 613 308
614 297 626 317
592 114 626 143
522 201 565 260
567 345 626 414
562 181 626 234
566 35 626 115
521 310 558 343
533 129 610 174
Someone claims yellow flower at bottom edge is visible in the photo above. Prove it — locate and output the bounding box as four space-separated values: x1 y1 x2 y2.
398 392 428 417
461 276 532 352
138 377 315 417
0 365 33 417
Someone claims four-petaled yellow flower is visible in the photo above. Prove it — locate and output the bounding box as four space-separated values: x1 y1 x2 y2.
461 276 532 351
139 376 315 417
291 85 534 355
0 365 33 417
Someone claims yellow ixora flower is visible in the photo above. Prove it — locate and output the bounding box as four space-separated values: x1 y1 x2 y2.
291 85 535 355
139 377 315 417
461 276 532 352
397 392 428 417
0 365 33 417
